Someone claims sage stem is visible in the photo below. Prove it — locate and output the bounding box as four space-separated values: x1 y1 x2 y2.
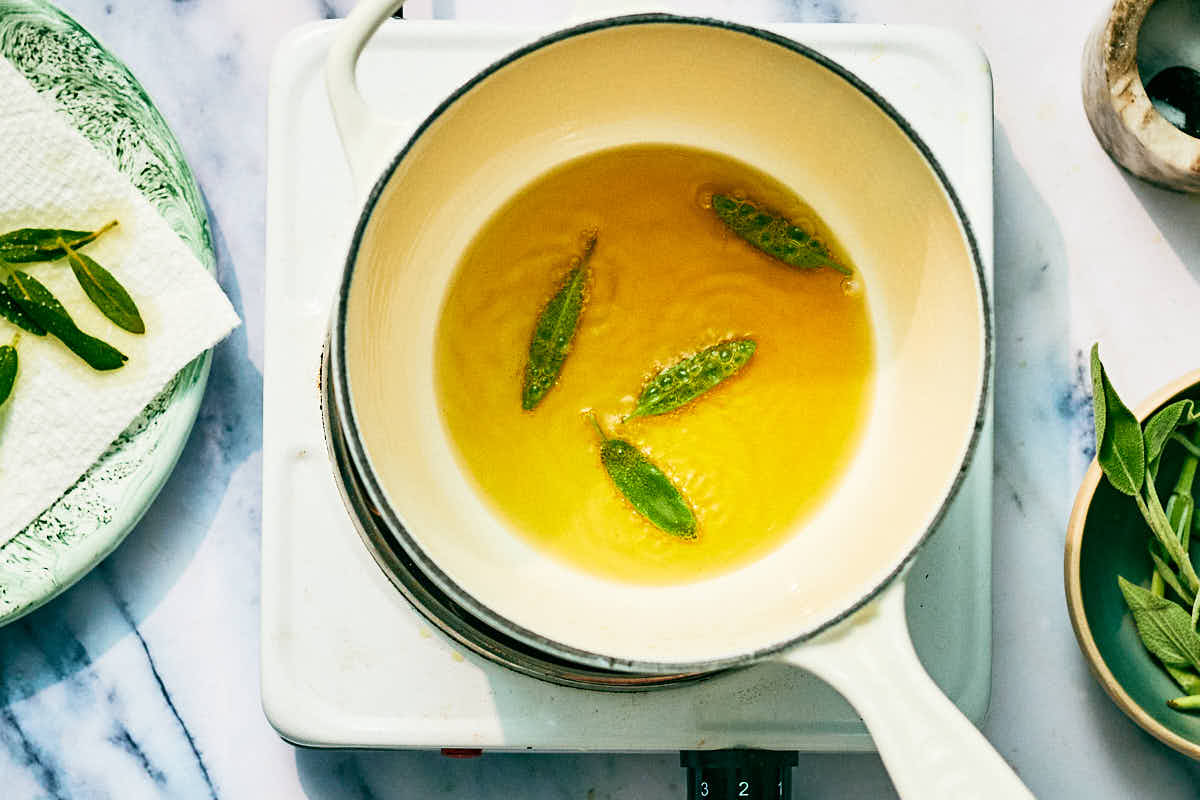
1183 425 1200 551
1167 694 1200 711
1150 545 1194 604
1172 432 1200 461
1155 450 1200 601
1137 488 1200 593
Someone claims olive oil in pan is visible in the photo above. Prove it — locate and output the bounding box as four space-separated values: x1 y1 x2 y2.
435 143 874 585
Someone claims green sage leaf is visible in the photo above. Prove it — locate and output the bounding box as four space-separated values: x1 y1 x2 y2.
1146 400 1194 467
592 416 696 538
0 220 117 263
1091 343 1107 447
1119 576 1200 670
521 234 596 410
0 344 15 406
0 285 46 335
5 271 126 371
1091 345 1145 496
627 339 756 418
711 194 851 275
60 239 144 334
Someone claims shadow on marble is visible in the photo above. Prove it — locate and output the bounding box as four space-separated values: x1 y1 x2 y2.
1077 654 1200 784
295 749 681 799
968 122 1077 798
990 123 1084 467
1119 173 1200 285
294 746 905 799
988 126 1200 790
0 198 262 707
1068 174 1200 787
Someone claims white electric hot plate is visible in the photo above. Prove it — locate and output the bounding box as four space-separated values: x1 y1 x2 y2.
262 19 994 751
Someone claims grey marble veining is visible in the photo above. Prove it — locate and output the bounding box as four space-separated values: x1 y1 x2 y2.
3 0 1200 798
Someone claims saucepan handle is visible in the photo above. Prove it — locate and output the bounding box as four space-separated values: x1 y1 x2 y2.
327 0 663 190
326 0 411 194
781 579 1035 800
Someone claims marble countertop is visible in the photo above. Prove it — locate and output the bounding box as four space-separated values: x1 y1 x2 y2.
3 0 1200 797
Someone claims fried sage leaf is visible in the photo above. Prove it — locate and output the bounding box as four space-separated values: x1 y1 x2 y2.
5 271 127 371
521 233 596 410
0 343 15 406
591 415 696 538
1119 577 1200 671
628 339 756 419
0 284 46 335
0 220 117 263
712 194 850 275
60 238 144 334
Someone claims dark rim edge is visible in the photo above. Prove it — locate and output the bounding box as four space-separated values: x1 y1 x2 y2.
329 13 993 673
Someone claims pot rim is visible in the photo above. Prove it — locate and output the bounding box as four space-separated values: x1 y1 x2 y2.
328 12 993 674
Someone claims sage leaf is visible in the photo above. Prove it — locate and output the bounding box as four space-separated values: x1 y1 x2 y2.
1119 576 1200 670
627 339 756 418
0 220 117 263
1145 400 1194 467
712 194 851 275
1091 344 1107 447
0 343 15 406
521 233 596 411
60 238 144 334
1091 345 1145 496
0 285 46 335
5 271 126 371
591 415 696 538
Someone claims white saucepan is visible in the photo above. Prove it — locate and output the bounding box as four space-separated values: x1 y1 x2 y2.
324 2 1032 797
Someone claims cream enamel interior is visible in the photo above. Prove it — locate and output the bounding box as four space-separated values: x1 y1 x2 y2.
340 21 985 667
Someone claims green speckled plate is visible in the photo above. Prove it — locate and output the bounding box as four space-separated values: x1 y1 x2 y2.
1067 369 1200 760
0 0 214 626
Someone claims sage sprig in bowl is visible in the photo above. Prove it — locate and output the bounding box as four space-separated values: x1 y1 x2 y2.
1066 357 1200 759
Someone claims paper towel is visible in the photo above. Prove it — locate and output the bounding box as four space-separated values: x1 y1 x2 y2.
0 58 239 547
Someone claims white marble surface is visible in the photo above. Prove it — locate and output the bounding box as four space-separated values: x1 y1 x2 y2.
2 0 1200 797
